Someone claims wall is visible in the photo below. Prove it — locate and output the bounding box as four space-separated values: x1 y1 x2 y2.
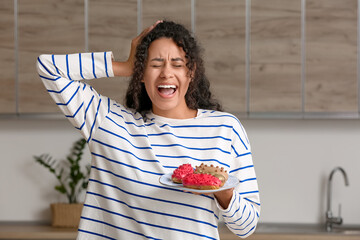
1 118 359 224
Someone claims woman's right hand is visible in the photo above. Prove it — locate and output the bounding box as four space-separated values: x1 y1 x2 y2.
113 20 162 77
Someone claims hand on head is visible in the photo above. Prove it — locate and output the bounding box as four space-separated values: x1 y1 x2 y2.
114 20 163 77
127 20 163 66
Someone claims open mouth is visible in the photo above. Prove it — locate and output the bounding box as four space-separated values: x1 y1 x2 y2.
157 84 177 97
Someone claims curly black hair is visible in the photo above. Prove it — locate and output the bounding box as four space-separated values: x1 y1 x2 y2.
125 20 222 117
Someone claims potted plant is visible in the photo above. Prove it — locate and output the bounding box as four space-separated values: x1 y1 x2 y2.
34 138 90 227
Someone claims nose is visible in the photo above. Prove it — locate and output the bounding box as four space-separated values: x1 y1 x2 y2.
160 64 174 79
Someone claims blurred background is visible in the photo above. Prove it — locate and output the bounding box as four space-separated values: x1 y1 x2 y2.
1 0 359 227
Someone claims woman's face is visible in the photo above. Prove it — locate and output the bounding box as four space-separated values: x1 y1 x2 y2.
143 38 195 119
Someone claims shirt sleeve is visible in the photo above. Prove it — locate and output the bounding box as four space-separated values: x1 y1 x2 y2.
36 52 114 142
214 117 261 238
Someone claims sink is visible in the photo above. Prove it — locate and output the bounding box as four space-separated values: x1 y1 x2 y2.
255 223 323 234
254 223 360 235
331 227 360 235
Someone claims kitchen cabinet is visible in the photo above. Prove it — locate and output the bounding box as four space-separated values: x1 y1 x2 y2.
196 0 247 114
250 0 358 115
142 0 191 30
250 0 302 113
1 0 360 117
305 0 358 113
0 0 16 114
88 0 137 105
18 0 85 113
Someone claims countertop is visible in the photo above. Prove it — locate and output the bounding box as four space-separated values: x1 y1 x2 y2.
0 222 76 239
1 222 360 240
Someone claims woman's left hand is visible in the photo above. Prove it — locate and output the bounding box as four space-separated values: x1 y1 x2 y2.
185 187 234 209
213 188 234 209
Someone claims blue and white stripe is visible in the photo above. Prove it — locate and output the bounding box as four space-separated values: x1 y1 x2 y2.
37 52 260 239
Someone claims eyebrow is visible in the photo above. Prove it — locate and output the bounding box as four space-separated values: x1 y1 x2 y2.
150 57 184 62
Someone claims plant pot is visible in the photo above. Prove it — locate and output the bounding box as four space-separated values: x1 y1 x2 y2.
50 203 83 228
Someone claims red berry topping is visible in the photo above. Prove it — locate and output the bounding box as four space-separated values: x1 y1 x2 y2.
171 164 194 183
182 173 221 187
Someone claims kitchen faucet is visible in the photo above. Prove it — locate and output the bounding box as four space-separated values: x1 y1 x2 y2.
325 167 349 232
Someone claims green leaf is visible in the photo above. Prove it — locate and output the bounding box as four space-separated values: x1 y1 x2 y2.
55 185 66 194
34 138 89 203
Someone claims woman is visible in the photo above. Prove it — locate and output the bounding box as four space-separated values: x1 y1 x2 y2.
37 20 260 240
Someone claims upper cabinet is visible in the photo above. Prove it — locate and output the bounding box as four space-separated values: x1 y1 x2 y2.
142 0 191 29
18 0 85 113
0 0 16 114
250 0 302 113
0 0 359 118
197 0 246 114
88 0 137 105
305 0 358 113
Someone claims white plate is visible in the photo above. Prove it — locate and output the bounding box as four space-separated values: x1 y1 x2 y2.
159 173 239 193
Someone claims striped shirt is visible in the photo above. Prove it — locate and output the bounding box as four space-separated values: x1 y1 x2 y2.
36 52 260 239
